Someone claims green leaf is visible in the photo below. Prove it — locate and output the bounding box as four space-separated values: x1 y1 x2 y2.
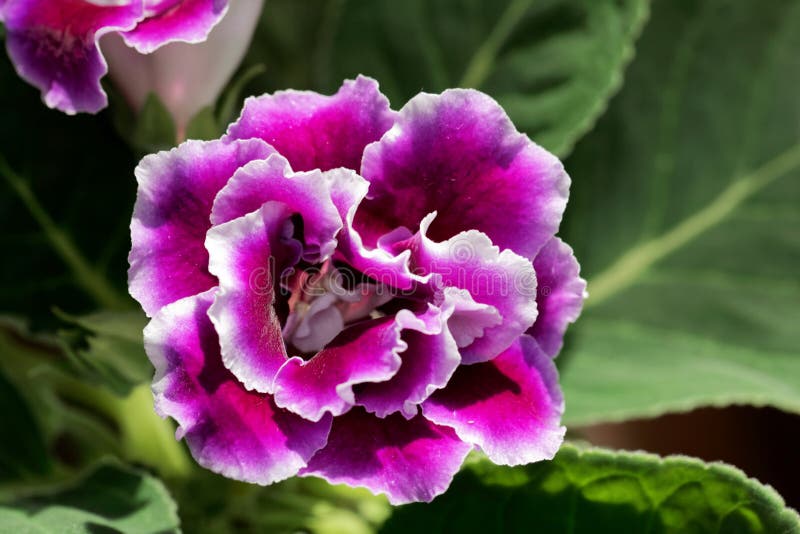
559 0 800 424
381 444 800 534
109 89 178 154
55 309 150 396
129 94 178 154
173 472 390 534
184 65 269 142
0 365 51 483
0 320 190 479
311 0 649 155
0 461 180 534
184 106 221 141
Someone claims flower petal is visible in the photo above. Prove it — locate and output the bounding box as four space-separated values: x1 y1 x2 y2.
325 168 419 292
226 75 396 172
358 89 569 258
354 305 461 419
442 287 502 348
529 237 587 357
144 289 332 485
129 138 275 317
2 0 143 114
206 202 302 394
399 214 539 363
301 407 471 505
210 153 342 262
423 335 564 466
122 0 229 54
272 316 403 423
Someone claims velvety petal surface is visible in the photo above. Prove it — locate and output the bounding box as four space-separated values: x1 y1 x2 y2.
358 89 570 258
226 76 396 172
529 237 587 357
399 214 539 363
211 153 342 262
423 335 564 466
354 305 460 419
207 202 301 394
272 317 403 423
144 289 332 485
2 0 143 113
129 138 275 317
301 408 471 505
122 0 229 54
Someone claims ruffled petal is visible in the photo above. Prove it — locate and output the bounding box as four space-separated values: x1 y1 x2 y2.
206 202 302 394
399 214 539 363
325 168 419 292
423 335 564 466
272 316 403 423
210 153 342 262
2 0 144 114
358 89 569 258
442 287 502 348
529 237 587 357
301 408 471 505
354 305 460 419
122 0 229 54
129 138 275 317
226 76 396 172
144 289 332 485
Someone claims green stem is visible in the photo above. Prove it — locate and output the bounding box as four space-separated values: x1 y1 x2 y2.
0 157 130 310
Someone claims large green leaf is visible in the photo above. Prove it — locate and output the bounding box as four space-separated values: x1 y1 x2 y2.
0 462 180 533
559 0 800 424
382 444 800 534
247 0 649 156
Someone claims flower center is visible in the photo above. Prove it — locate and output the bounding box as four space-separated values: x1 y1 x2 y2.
281 260 391 354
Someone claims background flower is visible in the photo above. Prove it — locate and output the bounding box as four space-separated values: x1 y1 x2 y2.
0 0 255 120
102 0 264 138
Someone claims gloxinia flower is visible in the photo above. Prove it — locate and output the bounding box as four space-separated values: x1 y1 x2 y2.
0 0 256 117
131 76 586 504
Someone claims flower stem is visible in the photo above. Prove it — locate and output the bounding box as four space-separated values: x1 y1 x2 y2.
0 156 130 310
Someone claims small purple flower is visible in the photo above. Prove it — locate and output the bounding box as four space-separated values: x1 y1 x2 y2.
1 0 233 115
130 77 586 504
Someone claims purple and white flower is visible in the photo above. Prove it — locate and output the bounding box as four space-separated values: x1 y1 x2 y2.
130 76 586 504
0 0 259 121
